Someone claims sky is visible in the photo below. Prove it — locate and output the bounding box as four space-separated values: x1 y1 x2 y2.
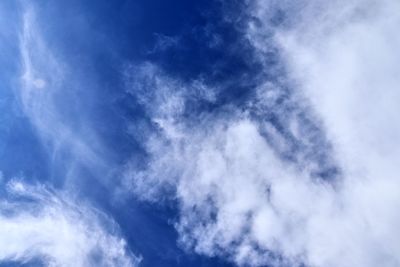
0 0 400 267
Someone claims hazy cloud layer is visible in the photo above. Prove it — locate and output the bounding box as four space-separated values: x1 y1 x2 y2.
125 1 400 266
1 4 141 267
18 5 110 185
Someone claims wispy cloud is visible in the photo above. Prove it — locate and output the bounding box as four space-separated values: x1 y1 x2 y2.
18 4 109 184
0 177 140 267
124 1 400 266
6 4 142 266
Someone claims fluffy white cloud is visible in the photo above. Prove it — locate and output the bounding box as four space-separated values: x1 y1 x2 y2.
125 1 400 266
0 179 140 267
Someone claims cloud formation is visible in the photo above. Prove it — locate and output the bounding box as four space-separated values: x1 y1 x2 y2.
0 177 140 267
18 4 110 184
125 1 400 266
6 5 141 266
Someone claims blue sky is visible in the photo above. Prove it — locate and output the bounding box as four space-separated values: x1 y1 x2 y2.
1 1 400 267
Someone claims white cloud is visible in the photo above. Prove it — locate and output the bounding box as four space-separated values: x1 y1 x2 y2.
0 178 140 267
125 1 400 266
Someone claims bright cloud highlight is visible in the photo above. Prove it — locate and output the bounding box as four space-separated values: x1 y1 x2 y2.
124 1 400 266
0 178 140 267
